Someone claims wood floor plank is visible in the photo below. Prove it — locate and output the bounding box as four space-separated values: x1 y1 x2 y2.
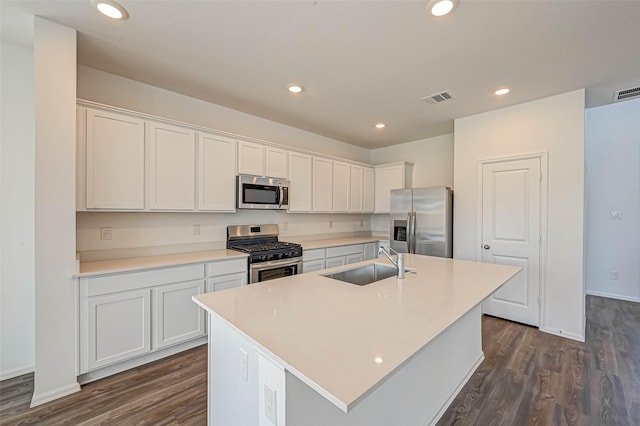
1 296 637 425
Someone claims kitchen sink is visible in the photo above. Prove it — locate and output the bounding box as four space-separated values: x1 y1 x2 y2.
322 263 398 286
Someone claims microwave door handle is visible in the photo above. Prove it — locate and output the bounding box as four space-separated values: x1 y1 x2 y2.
277 184 283 208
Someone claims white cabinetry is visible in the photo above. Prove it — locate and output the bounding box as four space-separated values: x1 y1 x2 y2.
148 122 196 210
237 141 265 176
364 242 378 260
265 146 288 178
312 157 333 212
363 167 375 213
153 280 206 349
350 165 364 213
288 152 312 212
302 248 326 273
82 108 145 210
325 244 365 269
79 263 207 375
206 258 248 292
83 289 151 371
374 162 414 213
198 133 236 211
333 161 351 212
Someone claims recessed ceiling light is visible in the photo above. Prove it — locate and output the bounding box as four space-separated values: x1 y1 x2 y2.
495 88 510 96
288 85 303 93
91 0 129 20
375 123 386 129
374 357 384 364
427 0 457 17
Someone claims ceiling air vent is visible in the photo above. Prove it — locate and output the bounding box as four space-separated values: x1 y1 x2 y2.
613 86 640 102
422 90 455 105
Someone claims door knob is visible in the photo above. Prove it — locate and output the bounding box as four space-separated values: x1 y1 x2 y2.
483 244 491 250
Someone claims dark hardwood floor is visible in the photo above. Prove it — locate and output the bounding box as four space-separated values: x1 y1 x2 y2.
1 295 638 425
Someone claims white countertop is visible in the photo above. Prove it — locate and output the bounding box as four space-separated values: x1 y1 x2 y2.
292 235 388 250
193 254 520 412
75 249 248 277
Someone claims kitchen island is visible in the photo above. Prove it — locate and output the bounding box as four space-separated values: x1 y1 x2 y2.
193 254 520 425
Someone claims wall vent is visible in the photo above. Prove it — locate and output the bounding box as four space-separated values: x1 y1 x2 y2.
422 90 455 104
613 86 640 102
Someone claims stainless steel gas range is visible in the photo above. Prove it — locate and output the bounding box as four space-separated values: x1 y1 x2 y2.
227 224 303 284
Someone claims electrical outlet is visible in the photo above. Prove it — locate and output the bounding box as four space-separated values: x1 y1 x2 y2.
610 211 623 220
264 384 277 424
610 271 619 280
329 220 333 229
360 219 364 227
283 222 288 232
239 348 248 381
192 224 201 236
100 227 112 241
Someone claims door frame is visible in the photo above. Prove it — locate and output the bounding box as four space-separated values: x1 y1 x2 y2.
476 152 549 330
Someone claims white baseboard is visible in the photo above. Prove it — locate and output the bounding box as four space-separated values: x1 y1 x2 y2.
424 352 485 426
30 382 81 408
0 365 34 381
540 326 585 342
586 290 640 303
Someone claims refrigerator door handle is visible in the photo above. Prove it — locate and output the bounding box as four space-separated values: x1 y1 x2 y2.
411 209 417 254
406 209 412 252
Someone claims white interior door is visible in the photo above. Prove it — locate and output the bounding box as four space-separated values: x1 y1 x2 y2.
481 157 541 326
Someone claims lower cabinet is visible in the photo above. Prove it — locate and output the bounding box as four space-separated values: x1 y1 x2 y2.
325 256 346 269
79 258 247 375
153 280 206 349
364 242 378 260
303 241 385 273
84 289 151 372
303 259 325 273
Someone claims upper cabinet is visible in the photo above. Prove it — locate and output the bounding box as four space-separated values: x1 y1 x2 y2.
265 146 288 179
312 157 333 212
332 161 351 212
237 142 288 178
374 162 414 213
237 141 265 176
82 108 145 210
148 122 197 210
288 152 312 212
198 133 236 212
349 165 364 213
363 167 375 213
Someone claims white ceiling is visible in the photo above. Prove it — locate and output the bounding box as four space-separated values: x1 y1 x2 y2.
2 0 640 148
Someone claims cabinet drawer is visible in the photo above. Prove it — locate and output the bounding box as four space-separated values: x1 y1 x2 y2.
325 244 364 258
302 248 325 261
325 256 346 269
303 259 325 273
346 253 364 265
207 272 247 292
207 258 247 277
85 264 206 297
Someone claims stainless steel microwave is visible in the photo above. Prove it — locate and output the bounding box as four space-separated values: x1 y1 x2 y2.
237 175 289 210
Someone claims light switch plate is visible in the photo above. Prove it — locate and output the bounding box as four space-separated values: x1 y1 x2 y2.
610 211 623 220
264 383 277 424
239 348 248 381
100 227 112 241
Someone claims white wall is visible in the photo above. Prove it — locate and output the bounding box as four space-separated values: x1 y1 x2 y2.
77 66 370 164
585 99 640 302
454 90 586 341
369 134 454 236
32 17 80 406
0 41 35 380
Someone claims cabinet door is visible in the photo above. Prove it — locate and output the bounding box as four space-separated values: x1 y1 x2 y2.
346 253 364 265
265 147 288 179
363 167 375 213
332 161 350 212
148 122 196 210
153 280 206 349
85 109 145 209
303 259 325 273
237 141 265 176
207 272 247 292
350 165 364 213
82 289 151 372
374 165 405 214
364 242 378 260
288 152 312 212
199 133 236 211
312 157 333 212
325 256 346 269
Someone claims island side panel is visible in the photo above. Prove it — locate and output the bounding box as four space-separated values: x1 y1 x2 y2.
285 305 484 426
208 313 260 426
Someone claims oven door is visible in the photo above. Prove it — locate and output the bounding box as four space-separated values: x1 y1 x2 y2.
250 258 302 284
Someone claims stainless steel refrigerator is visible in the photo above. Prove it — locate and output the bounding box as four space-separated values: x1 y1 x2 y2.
390 187 453 258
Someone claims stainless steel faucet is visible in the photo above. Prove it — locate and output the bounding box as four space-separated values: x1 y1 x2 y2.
378 246 405 279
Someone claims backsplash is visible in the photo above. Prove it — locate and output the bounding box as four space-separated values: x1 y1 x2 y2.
77 211 372 261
